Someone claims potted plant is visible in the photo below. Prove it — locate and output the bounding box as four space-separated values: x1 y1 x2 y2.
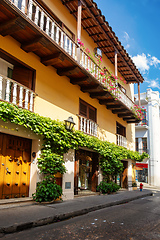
132 181 137 190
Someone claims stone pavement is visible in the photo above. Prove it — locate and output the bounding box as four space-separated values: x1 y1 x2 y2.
0 189 153 235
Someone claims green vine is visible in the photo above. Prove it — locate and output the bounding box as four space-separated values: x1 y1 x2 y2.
0 102 149 200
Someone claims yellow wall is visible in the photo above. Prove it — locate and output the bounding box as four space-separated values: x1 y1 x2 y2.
0 0 135 150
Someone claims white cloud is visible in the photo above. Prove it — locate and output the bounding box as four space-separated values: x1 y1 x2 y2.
149 80 160 89
132 53 160 74
124 32 130 42
144 77 160 90
150 56 160 67
125 44 130 49
132 53 149 73
121 31 133 50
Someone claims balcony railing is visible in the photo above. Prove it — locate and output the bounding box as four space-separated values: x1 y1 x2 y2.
136 148 149 155
9 0 136 115
78 115 98 137
0 74 35 111
116 134 127 148
136 120 148 127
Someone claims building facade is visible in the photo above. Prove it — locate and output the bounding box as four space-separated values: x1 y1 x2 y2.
0 0 144 200
135 89 160 186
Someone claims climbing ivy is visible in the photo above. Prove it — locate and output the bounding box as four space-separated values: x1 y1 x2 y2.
0 101 148 180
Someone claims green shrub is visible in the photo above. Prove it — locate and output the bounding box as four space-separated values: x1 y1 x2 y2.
132 182 137 187
32 179 62 202
97 181 120 194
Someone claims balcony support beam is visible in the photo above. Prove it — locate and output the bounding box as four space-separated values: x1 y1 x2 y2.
41 53 67 66
112 109 128 114
107 105 121 109
81 85 102 93
90 92 110 98
21 37 45 52
0 17 26 36
57 66 79 76
70 76 89 85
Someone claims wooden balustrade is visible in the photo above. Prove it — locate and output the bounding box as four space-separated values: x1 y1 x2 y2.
0 74 35 111
78 115 98 137
116 134 127 148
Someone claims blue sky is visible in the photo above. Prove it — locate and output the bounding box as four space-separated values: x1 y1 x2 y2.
94 0 160 94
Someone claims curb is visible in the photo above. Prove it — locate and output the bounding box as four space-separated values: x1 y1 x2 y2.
0 192 152 234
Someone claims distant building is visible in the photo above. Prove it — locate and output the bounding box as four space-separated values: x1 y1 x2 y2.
135 89 160 186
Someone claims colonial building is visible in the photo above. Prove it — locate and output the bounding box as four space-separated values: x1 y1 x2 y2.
135 89 159 186
0 0 144 200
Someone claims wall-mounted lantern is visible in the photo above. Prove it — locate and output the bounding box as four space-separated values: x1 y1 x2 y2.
64 116 75 131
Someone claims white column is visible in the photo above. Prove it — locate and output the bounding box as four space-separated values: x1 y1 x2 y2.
34 5 39 25
56 26 60 44
19 86 23 107
24 89 29 109
12 82 17 105
62 149 75 200
147 89 160 186
5 79 10 102
65 35 68 52
40 11 44 31
21 0 26 13
14 0 18 7
87 119 89 134
68 40 72 55
51 22 55 40
0 76 3 99
46 16 50 35
29 92 34 111
60 31 64 48
128 160 133 191
84 118 86 133
28 0 33 20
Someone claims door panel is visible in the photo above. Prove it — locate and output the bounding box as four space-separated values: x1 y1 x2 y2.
0 133 31 199
122 161 128 188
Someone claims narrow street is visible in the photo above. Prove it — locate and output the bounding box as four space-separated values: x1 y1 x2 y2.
1 191 160 240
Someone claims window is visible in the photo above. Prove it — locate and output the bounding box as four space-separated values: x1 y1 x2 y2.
142 138 147 152
79 99 97 122
135 138 139 151
116 122 126 137
141 110 147 125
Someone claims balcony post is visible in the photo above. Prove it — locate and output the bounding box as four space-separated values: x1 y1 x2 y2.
12 82 17 105
34 5 39 25
115 50 118 77
19 86 23 107
6 79 10 102
77 0 82 62
138 82 141 107
21 0 26 13
0 76 3 99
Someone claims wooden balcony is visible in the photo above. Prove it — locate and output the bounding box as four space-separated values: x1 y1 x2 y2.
0 74 35 111
0 0 141 122
78 115 98 137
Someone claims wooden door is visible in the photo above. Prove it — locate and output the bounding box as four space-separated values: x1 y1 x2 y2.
74 158 79 195
122 161 128 188
0 133 31 199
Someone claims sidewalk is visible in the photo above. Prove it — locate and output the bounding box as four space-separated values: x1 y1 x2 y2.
0 189 153 235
